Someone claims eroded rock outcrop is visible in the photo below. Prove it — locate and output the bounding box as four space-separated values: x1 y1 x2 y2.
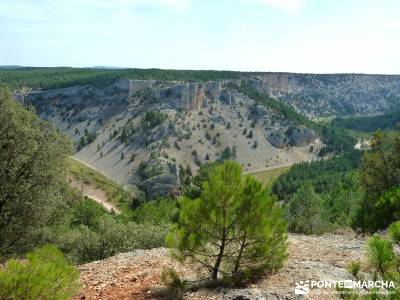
266 126 317 148
248 74 400 117
137 159 180 199
22 78 322 198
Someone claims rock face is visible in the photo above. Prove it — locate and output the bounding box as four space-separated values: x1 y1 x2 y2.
249 73 400 117
19 73 400 200
219 89 234 105
286 126 318 147
266 128 288 149
204 81 222 100
22 78 322 199
142 164 180 199
76 233 366 300
251 73 298 96
164 83 205 111
266 126 317 148
137 159 180 199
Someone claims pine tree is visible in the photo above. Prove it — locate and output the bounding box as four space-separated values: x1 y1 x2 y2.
167 161 287 281
0 245 80 299
355 129 400 231
287 182 324 234
344 223 400 298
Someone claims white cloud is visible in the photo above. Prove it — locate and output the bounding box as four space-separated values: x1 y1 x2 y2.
138 0 190 10
76 0 191 11
248 0 304 14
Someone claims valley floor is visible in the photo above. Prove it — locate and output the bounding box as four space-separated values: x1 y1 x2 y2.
75 232 366 300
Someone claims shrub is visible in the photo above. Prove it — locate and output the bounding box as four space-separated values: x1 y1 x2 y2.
220 146 237 161
49 217 168 264
0 88 72 258
286 183 328 234
71 197 107 228
0 245 80 300
343 222 400 298
132 198 178 225
161 268 187 300
142 111 167 128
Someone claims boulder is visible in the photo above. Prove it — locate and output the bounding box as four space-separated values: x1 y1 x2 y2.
145 123 176 144
139 161 180 199
266 128 289 148
249 103 269 118
267 126 317 148
286 126 317 147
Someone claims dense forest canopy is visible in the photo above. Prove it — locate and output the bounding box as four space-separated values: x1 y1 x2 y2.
332 110 400 132
0 67 244 90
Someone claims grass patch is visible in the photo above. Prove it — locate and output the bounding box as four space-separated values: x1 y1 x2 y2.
248 166 291 187
67 157 133 216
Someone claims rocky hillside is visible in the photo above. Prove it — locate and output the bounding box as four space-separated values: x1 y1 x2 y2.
250 73 400 117
22 79 322 199
18 72 400 199
75 232 366 300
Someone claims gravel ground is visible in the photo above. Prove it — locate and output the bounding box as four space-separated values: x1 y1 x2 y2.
75 232 367 300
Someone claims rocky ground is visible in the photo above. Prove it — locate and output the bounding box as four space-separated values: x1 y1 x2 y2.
75 232 366 300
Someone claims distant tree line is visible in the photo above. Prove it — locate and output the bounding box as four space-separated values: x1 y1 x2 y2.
332 110 400 132
0 67 244 90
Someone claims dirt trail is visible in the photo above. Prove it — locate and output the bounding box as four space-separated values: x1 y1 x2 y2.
70 156 109 177
69 178 121 214
243 163 294 175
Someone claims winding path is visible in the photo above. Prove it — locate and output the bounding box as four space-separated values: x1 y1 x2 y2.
69 178 121 214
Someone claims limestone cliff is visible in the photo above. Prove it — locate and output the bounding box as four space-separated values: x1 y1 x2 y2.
23 78 321 199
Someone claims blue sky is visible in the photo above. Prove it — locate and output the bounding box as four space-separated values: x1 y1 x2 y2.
1 0 400 73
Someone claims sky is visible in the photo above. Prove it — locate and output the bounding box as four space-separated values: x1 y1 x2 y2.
1 0 400 73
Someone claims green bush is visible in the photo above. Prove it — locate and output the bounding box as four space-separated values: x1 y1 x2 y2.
142 111 167 128
47 215 168 264
286 183 329 234
343 223 400 298
132 198 178 225
71 197 107 227
0 245 80 300
367 235 396 274
161 268 187 300
0 88 72 259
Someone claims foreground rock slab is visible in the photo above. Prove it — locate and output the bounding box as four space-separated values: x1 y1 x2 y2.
76 233 366 300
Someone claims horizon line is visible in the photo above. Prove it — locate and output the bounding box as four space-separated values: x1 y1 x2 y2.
1 65 400 76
